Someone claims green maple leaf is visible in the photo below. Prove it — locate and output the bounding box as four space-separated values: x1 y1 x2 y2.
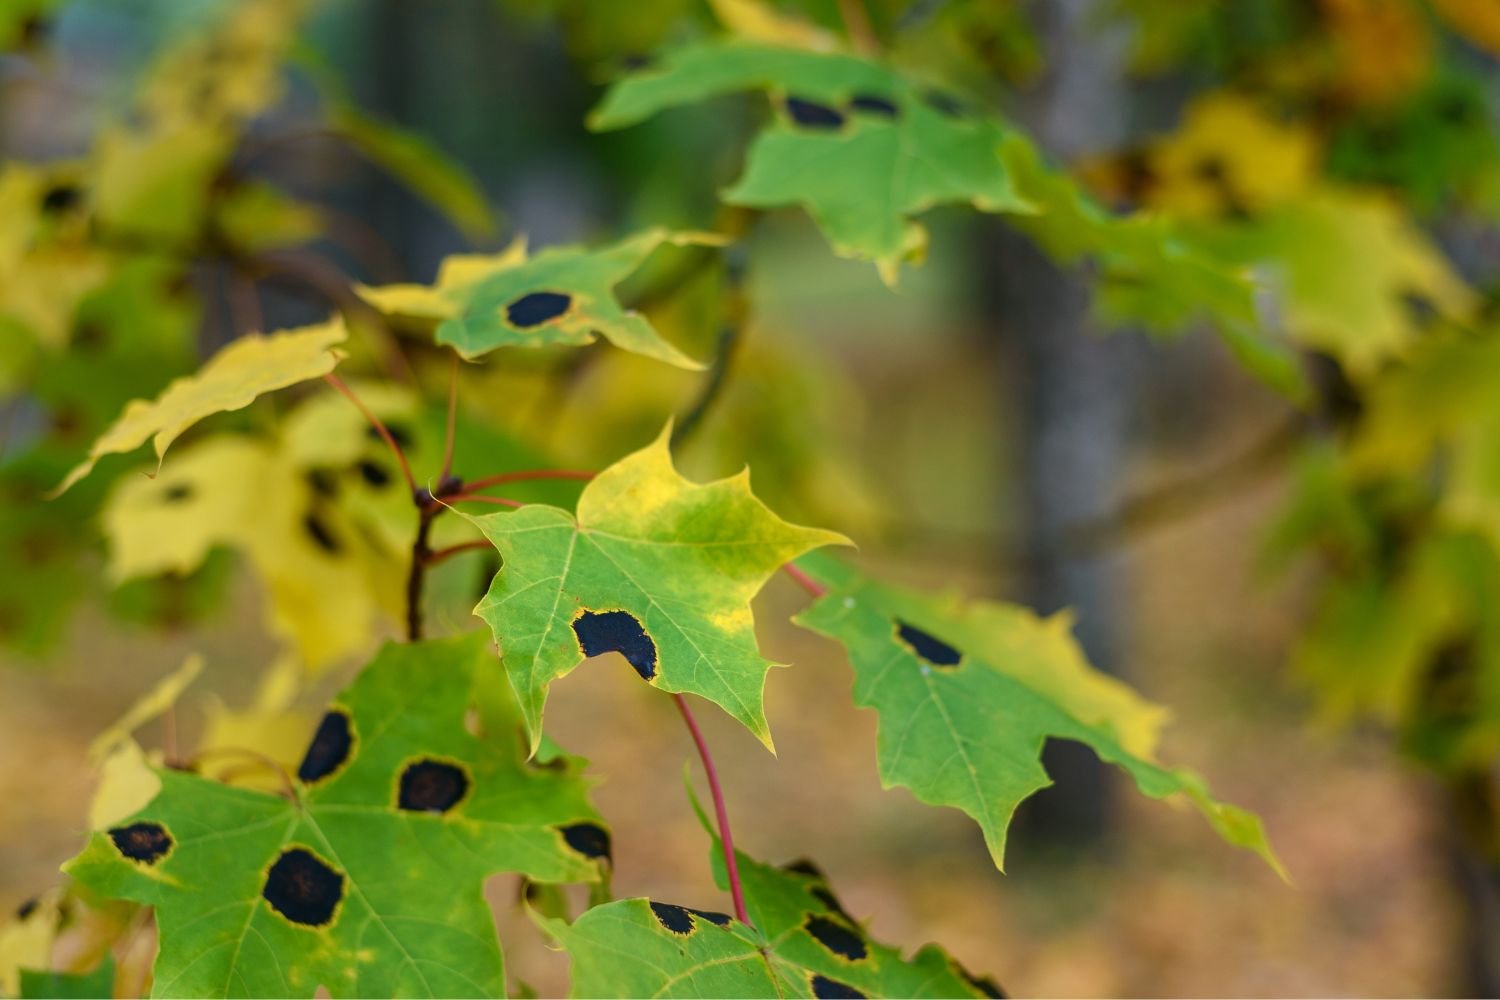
64 632 610 999
356 229 715 368
463 424 849 754
543 836 999 999
590 40 1034 276
791 552 1284 876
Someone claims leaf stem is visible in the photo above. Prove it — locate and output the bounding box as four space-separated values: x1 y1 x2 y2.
461 468 596 493
322 372 419 498
425 539 492 565
407 509 435 640
440 352 459 484
445 493 524 508
781 563 826 599
672 693 751 926
187 746 299 803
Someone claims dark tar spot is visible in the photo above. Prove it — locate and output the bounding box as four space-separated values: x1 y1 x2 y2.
811 885 853 922
15 897 38 921
811 974 866 999
506 291 572 329
687 907 732 926
297 710 353 783
398 758 470 813
559 822 612 863
367 422 414 450
849 94 899 119
302 512 341 555
786 96 846 129
71 321 107 352
805 914 867 961
1194 155 1228 185
620 53 656 71
262 847 343 927
649 901 697 935
1401 289 1438 328
304 468 338 499
895 620 962 667
923 90 967 118
782 858 825 878
108 822 172 864
356 460 391 489
957 964 1006 999
572 609 657 680
41 184 82 214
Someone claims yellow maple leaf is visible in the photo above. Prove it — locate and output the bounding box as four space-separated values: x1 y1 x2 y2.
709 0 839 51
88 654 204 765
54 317 347 496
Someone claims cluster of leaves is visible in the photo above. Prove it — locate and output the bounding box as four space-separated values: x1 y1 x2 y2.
0 1 1315 997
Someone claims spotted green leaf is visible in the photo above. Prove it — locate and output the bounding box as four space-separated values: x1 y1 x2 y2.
464 424 849 755
356 229 715 368
543 840 998 999
64 632 609 999
590 40 1034 276
792 551 1284 876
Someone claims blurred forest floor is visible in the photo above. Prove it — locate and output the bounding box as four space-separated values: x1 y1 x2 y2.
0 329 1457 998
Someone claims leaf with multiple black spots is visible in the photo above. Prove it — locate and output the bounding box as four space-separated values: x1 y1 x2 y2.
65 633 608 998
464 423 849 754
791 551 1285 875
356 229 716 368
543 834 996 998
590 40 1033 277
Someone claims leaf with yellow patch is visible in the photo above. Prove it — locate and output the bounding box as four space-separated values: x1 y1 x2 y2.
464 424 849 754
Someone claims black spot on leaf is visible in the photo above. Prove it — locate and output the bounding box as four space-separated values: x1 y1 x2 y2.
895 620 962 667
811 974 866 999
849 94 899 119
368 422 414 450
687 907 732 926
923 89 967 118
506 291 572 329
71 321 107 352
161 483 194 503
559 822 612 863
811 885 854 922
786 96 846 129
805 914 867 961
956 964 1006 999
41 184 82 214
262 847 343 927
108 822 172 864
304 468 339 499
397 758 470 813
302 512 341 555
356 460 391 489
297 710 353 783
782 858 825 878
15 897 38 920
1401 289 1438 328
572 609 657 680
648 901 697 935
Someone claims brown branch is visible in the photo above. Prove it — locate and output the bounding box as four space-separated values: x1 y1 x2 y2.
322 373 419 498
674 693 751 926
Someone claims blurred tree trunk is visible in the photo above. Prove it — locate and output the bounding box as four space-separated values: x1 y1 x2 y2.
982 0 1137 850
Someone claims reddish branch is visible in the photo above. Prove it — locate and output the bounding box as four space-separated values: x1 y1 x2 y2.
462 468 596 493
780 562 826 598
322 373 418 497
673 693 751 925
425 539 492 566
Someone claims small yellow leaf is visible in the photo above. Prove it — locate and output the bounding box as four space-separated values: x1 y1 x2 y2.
89 739 163 831
88 655 203 765
54 317 347 495
0 889 59 996
709 0 840 51
199 655 314 793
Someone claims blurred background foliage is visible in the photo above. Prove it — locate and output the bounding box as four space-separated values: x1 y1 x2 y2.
3 0 1500 995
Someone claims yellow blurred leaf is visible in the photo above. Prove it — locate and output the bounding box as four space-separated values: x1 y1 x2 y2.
0 890 59 996
89 740 162 831
709 0 839 50
88 654 203 765
199 655 314 793
54 317 347 495
1321 0 1432 106
1432 0 1500 55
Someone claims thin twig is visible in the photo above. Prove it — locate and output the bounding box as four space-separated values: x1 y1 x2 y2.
440 352 459 484
781 563 826 599
445 493 524 509
425 539 493 566
672 322 741 450
407 510 435 640
322 372 419 497
837 0 880 53
187 746 299 802
462 469 596 493
673 693 750 926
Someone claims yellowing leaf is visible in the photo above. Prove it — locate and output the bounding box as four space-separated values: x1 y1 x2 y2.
465 423 850 754
199 655 316 793
709 0 839 51
89 739 163 831
0 891 59 997
91 124 231 242
1322 0 1432 106
54 318 347 495
88 654 204 764
1142 91 1318 219
1432 0 1500 55
1256 188 1475 375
